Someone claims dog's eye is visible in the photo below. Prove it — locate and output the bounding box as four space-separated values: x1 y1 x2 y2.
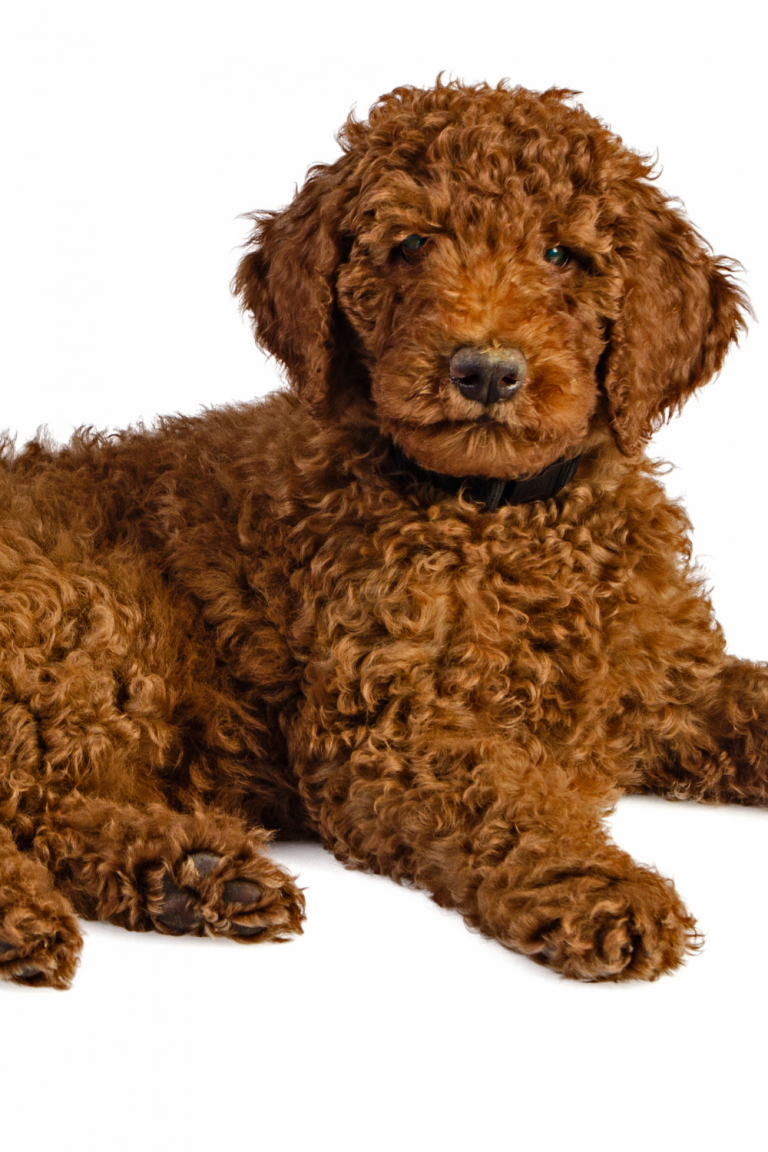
398 234 428 264
544 245 571 268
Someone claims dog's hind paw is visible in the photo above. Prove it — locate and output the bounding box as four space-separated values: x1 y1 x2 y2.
151 849 304 943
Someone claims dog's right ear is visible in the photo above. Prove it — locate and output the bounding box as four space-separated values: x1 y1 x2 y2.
233 158 356 412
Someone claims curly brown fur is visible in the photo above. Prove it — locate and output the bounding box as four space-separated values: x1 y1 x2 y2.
0 79 760 986
33 799 304 942
0 827 82 987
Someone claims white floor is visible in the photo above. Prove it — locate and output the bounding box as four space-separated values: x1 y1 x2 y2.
3 796 767 1151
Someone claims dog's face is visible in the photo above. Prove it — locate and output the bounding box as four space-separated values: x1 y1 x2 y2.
236 82 747 479
332 105 616 478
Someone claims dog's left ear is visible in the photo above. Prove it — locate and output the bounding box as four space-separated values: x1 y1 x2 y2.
233 158 356 412
602 185 749 453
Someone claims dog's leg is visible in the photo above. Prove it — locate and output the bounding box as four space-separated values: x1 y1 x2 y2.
472 805 699 981
302 744 698 981
30 796 305 943
0 825 82 987
638 656 768 805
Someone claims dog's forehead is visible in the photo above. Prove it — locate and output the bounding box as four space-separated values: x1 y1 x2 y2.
351 141 611 249
333 85 657 257
356 87 610 178
348 99 624 228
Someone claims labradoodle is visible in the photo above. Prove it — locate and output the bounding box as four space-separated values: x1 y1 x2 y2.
0 80 758 988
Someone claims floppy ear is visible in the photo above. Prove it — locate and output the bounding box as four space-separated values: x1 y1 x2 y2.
602 186 749 453
233 158 357 411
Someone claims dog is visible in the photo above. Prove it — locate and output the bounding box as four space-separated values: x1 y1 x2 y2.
0 79 758 987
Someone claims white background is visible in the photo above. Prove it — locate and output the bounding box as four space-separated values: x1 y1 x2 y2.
1 2 767 1150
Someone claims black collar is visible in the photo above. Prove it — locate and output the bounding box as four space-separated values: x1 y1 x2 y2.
389 442 582 512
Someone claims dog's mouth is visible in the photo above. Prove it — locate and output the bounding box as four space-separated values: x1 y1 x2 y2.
382 413 575 481
369 348 598 480
452 398 523 425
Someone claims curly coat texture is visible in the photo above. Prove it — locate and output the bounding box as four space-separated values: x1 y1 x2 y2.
0 79 761 988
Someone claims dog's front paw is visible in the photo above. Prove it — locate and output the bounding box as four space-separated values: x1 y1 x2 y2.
533 869 700 981
150 850 304 943
479 858 700 981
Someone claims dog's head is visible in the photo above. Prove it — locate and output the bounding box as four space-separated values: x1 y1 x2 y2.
235 80 747 477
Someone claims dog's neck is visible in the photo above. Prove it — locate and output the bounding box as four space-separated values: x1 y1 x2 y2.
389 442 582 512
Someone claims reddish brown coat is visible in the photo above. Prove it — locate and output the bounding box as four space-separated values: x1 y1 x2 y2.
0 80 761 986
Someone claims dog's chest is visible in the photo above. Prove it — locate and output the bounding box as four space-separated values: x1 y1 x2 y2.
296 503 627 730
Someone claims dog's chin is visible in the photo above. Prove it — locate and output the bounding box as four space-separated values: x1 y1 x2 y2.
388 419 584 481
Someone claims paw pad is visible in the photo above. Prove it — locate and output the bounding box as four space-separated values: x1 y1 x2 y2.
156 851 265 937
0 938 43 982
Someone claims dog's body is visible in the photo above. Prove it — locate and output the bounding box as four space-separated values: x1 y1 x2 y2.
1 81 762 987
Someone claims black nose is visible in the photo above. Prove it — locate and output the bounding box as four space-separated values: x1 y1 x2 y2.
449 346 527 405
